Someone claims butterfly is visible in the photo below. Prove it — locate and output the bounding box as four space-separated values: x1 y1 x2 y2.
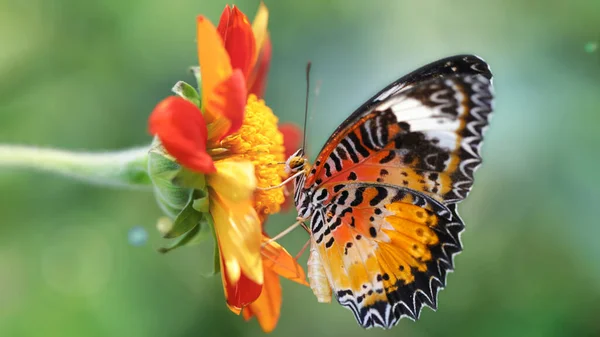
284 55 494 328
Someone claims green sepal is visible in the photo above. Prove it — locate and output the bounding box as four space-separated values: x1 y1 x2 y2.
148 136 218 257
157 218 212 254
172 168 207 190
163 196 202 239
202 213 221 277
189 66 202 93
147 140 192 218
172 81 200 107
192 196 209 213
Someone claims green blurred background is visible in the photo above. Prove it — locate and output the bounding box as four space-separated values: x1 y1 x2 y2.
1 0 600 336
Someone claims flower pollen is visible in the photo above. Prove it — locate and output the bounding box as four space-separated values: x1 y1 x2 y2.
220 94 286 218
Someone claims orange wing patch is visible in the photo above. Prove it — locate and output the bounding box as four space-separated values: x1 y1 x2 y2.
308 185 463 328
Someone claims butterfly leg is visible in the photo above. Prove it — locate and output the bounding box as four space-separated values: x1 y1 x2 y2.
263 217 307 246
294 238 311 260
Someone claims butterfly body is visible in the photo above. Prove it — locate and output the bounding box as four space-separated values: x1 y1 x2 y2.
286 55 494 328
307 238 332 303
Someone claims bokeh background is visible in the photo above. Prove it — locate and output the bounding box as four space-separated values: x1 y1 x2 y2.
1 0 600 336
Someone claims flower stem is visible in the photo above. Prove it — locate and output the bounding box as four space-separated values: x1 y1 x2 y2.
0 145 152 189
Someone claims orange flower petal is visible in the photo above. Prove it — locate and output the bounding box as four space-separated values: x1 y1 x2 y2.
261 237 309 286
197 15 232 120
248 36 272 98
207 160 256 202
251 2 269 59
205 69 247 140
210 185 263 285
220 252 263 310
242 266 281 333
148 96 215 173
279 122 303 158
217 6 256 81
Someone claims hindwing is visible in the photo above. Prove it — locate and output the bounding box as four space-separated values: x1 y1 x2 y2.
309 184 463 328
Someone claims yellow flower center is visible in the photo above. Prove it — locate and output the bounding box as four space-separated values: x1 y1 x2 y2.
219 94 286 218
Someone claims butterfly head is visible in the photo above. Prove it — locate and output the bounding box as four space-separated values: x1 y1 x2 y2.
284 149 308 175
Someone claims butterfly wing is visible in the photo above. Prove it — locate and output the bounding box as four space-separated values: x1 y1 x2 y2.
318 54 492 154
309 184 462 328
298 55 493 328
304 60 493 204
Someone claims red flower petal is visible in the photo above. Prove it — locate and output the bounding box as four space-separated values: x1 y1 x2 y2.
279 123 303 158
280 185 294 211
148 96 216 173
248 36 272 98
206 69 247 140
278 123 302 210
241 266 281 333
217 6 256 81
220 254 263 310
216 5 231 39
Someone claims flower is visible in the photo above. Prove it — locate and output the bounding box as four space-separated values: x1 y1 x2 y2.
147 1 304 318
242 236 309 333
209 94 290 310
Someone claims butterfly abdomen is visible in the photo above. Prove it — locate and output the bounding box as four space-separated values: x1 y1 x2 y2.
307 239 332 303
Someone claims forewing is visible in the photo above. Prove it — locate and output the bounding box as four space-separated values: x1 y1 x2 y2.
305 71 493 203
318 54 492 154
310 184 463 328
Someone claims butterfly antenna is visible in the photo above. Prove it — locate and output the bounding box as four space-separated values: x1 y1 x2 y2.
301 61 312 152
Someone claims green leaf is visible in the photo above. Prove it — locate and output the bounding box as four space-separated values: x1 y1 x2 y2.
172 81 200 107
163 197 202 239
